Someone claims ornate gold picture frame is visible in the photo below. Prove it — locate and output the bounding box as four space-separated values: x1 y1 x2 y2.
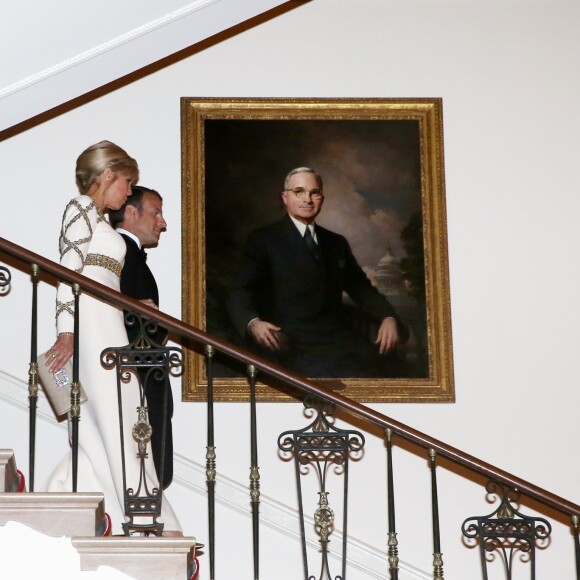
181 97 453 402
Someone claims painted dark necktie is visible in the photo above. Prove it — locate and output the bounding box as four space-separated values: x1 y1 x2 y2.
304 226 320 261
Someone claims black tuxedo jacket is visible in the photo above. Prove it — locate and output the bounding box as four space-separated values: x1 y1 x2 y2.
119 233 172 486
120 234 159 303
120 235 166 345
226 215 402 339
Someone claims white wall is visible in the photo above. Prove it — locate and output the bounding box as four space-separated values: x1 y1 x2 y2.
0 0 289 130
2 0 580 578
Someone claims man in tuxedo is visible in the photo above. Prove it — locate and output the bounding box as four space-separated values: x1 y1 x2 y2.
226 167 408 378
109 186 173 487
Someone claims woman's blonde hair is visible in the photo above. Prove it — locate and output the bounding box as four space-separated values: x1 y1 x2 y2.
75 140 139 194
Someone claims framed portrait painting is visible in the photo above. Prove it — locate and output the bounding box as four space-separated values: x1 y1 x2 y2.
181 97 454 403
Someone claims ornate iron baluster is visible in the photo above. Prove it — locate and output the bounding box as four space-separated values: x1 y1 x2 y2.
278 396 365 580
27 264 38 491
70 283 82 492
101 311 182 535
429 449 444 579
248 364 260 580
385 428 399 579
205 344 217 580
462 480 552 579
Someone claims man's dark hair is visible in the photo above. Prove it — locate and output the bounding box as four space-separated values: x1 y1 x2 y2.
109 185 162 228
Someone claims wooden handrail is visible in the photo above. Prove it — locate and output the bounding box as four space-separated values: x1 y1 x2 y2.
2 234 579 519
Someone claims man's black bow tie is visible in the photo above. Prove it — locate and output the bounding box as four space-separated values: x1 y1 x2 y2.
139 247 147 261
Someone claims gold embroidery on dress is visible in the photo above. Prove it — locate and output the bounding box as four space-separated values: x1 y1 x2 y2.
84 254 122 277
56 299 75 320
59 199 96 262
57 198 109 324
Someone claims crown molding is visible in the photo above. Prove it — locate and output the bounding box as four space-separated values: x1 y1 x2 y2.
0 0 290 133
0 0 219 100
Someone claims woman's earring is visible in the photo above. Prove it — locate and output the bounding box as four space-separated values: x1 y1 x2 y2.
103 173 112 196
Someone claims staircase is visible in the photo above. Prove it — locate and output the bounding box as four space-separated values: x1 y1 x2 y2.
3 238 580 578
0 450 200 579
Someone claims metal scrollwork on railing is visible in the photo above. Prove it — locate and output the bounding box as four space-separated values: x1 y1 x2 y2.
278 396 365 580
133 406 153 458
462 480 552 580
101 311 183 536
123 310 166 350
314 490 334 543
0 265 11 295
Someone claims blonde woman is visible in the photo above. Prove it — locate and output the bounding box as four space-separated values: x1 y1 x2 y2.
44 141 181 535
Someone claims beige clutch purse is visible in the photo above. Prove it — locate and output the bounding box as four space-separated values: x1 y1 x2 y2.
37 353 88 420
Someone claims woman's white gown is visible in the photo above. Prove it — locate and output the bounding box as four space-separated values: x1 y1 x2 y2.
44 195 180 534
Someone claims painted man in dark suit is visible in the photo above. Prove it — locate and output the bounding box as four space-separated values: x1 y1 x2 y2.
226 167 408 378
109 186 173 487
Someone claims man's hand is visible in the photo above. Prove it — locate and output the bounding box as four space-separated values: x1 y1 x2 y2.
248 319 284 351
374 317 399 355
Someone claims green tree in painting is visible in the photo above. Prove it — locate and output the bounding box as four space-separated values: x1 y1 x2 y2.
399 211 425 305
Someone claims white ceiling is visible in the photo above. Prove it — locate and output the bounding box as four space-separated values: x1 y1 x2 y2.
0 0 290 133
